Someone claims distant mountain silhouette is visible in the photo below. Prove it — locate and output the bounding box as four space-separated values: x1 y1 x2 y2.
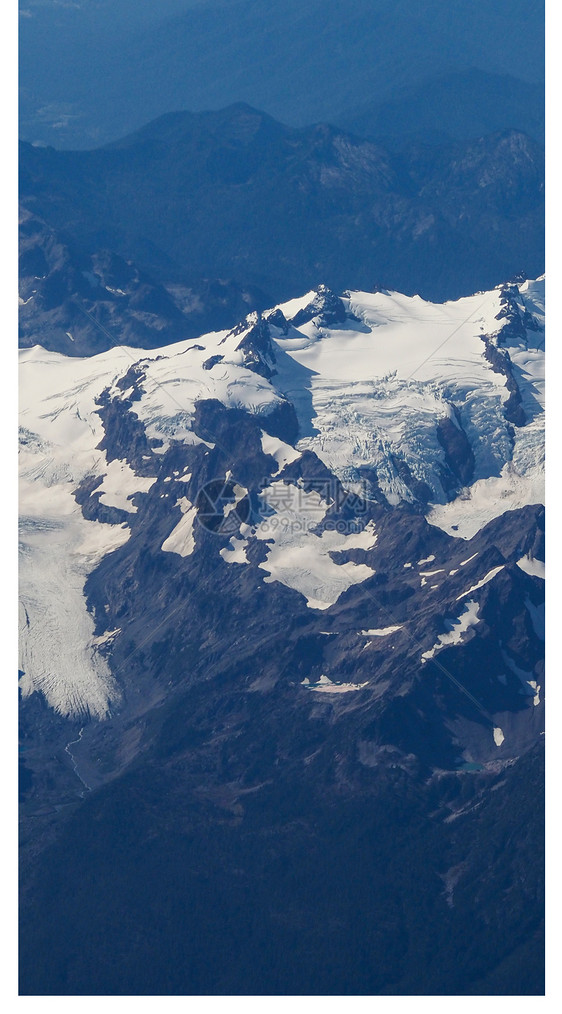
340 69 544 148
19 0 544 149
20 104 544 347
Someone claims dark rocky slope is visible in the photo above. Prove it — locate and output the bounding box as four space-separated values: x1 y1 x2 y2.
20 105 544 353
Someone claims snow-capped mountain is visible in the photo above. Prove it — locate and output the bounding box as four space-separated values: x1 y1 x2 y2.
20 276 544 718
19 276 545 995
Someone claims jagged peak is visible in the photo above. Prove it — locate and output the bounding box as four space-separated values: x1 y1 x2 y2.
224 312 277 380
289 284 348 328
225 309 263 340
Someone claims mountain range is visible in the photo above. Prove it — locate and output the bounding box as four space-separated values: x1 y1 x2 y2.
20 104 544 354
343 70 545 149
19 277 545 994
19 0 544 149
18 2 546 994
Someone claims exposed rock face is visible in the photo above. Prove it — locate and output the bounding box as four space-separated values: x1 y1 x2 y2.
202 354 224 371
290 285 348 327
18 208 273 355
232 314 278 379
437 414 475 492
264 307 290 333
482 338 526 427
496 283 542 337
480 282 544 428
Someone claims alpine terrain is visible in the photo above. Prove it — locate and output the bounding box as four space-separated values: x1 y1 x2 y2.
19 276 545 994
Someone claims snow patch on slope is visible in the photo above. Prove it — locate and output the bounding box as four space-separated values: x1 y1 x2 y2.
516 555 545 579
98 458 156 513
260 431 301 474
361 625 402 637
427 459 544 540
302 675 368 693
255 483 377 609
421 600 480 663
161 498 198 558
493 727 505 747
456 565 504 600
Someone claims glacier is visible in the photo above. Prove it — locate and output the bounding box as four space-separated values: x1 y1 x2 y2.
18 277 544 718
